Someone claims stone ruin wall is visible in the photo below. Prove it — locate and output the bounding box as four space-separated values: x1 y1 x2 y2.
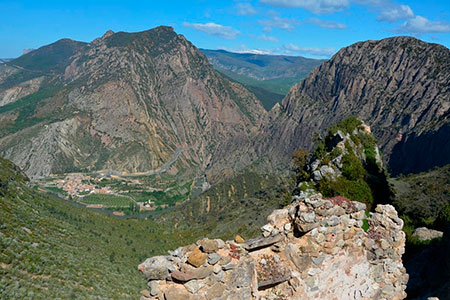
138 192 408 300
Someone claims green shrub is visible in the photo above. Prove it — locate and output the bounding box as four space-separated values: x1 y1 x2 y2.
329 147 343 160
400 215 415 238
292 147 311 182
438 202 450 223
312 140 326 160
362 219 369 232
328 116 362 135
342 153 366 181
318 177 373 207
292 147 310 170
359 132 376 149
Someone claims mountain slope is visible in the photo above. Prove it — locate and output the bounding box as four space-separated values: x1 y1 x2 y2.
9 38 88 74
0 27 266 179
392 163 450 227
0 157 200 299
251 36 450 176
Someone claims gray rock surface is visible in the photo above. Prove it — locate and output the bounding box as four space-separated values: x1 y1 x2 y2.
138 256 174 280
412 227 444 242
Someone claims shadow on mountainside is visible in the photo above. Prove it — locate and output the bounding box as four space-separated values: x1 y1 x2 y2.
389 124 450 177
404 224 450 300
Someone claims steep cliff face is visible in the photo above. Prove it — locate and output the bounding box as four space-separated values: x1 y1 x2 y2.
253 36 449 176
138 193 408 300
0 26 266 178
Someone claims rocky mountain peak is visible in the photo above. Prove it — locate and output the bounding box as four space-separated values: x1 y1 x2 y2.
256 36 450 176
101 29 114 39
0 26 266 179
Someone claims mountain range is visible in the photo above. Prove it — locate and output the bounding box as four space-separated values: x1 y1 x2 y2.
0 27 265 181
0 27 449 183
1 25 450 300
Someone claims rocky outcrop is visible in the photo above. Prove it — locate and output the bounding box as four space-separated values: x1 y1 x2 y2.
0 76 44 107
404 225 450 300
139 192 408 299
308 124 382 184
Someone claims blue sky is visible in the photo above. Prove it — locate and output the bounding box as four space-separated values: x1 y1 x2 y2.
1 0 449 58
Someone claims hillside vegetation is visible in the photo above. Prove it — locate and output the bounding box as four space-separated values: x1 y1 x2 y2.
0 156 293 298
159 171 292 239
0 157 200 299
391 164 450 231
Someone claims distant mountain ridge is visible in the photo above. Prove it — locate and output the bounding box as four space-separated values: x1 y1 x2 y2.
201 49 324 82
201 49 324 109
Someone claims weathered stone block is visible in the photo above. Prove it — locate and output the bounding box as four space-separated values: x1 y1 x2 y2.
188 247 208 267
138 256 173 280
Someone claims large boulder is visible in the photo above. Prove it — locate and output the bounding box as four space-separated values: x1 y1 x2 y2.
412 227 444 242
138 256 175 280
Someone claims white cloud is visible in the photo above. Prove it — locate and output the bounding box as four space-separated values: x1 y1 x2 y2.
182 22 240 39
260 0 350 14
283 43 336 56
258 16 301 32
235 3 257 16
354 1 414 22
353 0 384 5
250 34 280 42
258 34 280 42
377 4 414 22
219 45 273 55
261 0 416 24
396 16 450 34
307 18 347 29
217 44 336 57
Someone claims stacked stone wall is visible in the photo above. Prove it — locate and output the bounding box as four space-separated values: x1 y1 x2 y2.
138 193 408 300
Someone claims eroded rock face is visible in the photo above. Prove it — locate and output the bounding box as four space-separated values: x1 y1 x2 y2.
211 36 450 177
0 76 45 107
138 193 408 300
273 36 450 176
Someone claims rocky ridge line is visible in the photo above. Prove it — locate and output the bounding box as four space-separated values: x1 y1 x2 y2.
210 36 450 178
138 192 408 300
